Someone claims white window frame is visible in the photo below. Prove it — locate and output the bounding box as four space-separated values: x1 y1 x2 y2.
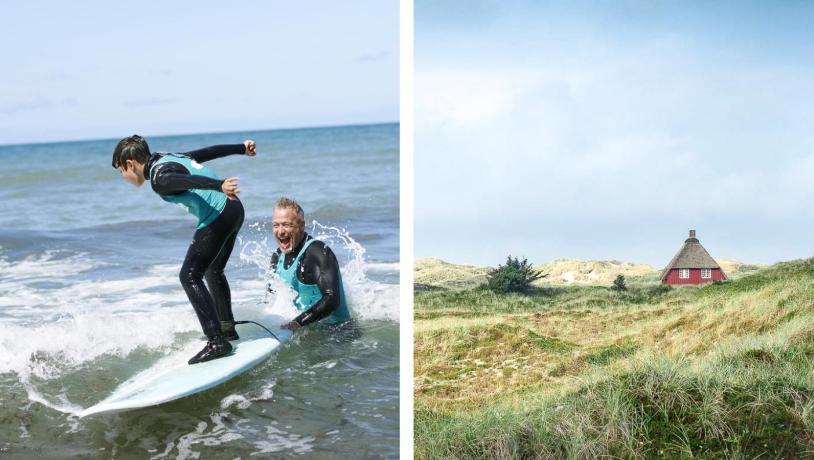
701 269 712 279
679 269 689 279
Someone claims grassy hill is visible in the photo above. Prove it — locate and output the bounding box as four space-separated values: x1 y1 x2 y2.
414 257 763 289
414 258 814 458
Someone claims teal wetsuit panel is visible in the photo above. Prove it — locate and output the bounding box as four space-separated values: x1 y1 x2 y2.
276 238 351 324
151 154 228 229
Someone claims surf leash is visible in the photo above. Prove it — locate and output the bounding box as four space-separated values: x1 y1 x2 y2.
235 320 282 342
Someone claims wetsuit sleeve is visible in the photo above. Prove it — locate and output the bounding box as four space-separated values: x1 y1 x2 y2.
182 144 245 163
270 251 280 272
151 161 224 195
294 242 342 327
267 251 280 292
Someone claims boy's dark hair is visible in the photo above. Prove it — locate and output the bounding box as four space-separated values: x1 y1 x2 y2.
112 135 151 169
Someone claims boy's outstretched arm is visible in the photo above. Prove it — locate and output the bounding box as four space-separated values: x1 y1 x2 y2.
183 140 256 163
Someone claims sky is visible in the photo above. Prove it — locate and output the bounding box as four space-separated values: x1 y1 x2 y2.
0 1 398 145
415 0 814 267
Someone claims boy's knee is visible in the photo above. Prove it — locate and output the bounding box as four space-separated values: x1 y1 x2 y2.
179 266 204 286
179 268 190 286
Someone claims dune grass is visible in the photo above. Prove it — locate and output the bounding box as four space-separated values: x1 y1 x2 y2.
414 259 814 458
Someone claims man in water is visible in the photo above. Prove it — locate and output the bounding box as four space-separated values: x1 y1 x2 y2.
112 135 256 364
269 197 352 329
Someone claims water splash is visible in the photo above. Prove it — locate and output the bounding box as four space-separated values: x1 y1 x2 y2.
0 219 397 413
239 220 399 322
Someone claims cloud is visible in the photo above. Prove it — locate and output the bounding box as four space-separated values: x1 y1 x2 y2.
418 33 814 214
415 29 814 264
416 69 542 126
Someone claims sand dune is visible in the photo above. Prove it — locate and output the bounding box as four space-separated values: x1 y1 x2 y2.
415 257 760 288
414 257 491 289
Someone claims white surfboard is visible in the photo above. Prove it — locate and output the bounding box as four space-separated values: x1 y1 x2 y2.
78 329 292 418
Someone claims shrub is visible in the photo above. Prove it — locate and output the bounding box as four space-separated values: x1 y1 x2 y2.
611 274 627 291
645 284 672 299
485 255 545 293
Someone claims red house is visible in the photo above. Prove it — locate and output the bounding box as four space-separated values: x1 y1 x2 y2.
660 230 727 285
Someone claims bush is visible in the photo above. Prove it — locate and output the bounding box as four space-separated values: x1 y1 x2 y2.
645 284 672 298
611 274 627 291
486 255 545 293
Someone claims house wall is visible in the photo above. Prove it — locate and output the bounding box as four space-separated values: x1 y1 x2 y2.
662 268 726 285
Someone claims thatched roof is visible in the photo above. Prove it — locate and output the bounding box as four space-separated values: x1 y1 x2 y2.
660 230 725 281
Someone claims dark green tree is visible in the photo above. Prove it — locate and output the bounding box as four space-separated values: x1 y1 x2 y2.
486 255 546 293
612 274 627 291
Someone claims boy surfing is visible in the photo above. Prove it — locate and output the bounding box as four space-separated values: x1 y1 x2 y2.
112 135 256 364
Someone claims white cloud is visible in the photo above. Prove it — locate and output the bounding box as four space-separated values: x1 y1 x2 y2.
416 32 814 264
416 69 542 126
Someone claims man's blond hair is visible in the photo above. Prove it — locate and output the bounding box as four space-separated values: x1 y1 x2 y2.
274 197 305 224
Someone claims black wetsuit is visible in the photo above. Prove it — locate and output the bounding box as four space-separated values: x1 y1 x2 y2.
145 144 246 338
270 234 343 326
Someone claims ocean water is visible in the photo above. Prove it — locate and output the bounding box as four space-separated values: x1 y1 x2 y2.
0 123 399 459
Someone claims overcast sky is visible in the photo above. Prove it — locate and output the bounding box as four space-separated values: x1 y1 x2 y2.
415 0 814 267
0 1 398 145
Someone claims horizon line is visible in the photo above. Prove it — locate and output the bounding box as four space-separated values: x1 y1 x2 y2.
0 119 400 148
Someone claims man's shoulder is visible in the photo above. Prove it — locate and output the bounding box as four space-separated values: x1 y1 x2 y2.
305 238 330 252
304 239 339 264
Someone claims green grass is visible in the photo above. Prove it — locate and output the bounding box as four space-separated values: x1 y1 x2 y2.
415 283 678 319
415 258 814 459
584 338 639 366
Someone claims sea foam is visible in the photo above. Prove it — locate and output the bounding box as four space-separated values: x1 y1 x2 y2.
0 220 397 415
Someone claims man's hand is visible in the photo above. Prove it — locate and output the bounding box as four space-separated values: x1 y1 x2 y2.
281 320 301 330
244 140 256 156
221 177 240 200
